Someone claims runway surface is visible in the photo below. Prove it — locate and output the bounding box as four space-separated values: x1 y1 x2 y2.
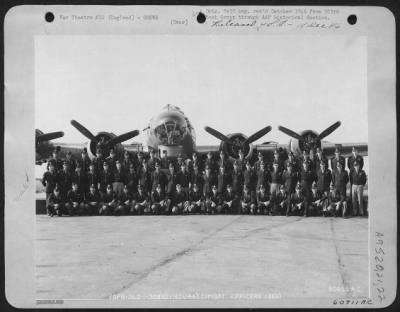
36 215 369 301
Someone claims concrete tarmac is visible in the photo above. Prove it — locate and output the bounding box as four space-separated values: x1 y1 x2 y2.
36 215 368 301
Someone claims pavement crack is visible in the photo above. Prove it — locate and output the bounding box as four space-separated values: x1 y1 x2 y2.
330 219 355 298
106 215 243 298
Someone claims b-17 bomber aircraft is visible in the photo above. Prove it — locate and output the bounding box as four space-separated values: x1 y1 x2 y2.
35 104 368 163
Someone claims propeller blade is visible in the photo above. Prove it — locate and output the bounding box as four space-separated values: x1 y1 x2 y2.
107 130 140 146
277 126 303 140
70 120 97 142
36 131 64 143
204 126 231 143
244 126 272 145
317 121 341 140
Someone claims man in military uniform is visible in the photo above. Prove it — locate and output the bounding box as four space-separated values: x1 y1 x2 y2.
42 162 59 212
106 148 118 171
79 148 91 172
330 148 345 173
282 163 298 196
272 185 290 216
151 183 170 214
150 162 166 193
202 165 215 198
254 152 265 173
99 161 114 197
217 165 231 195
316 161 332 195
58 160 73 198
126 163 138 194
271 149 284 172
188 152 203 173
84 184 101 215
188 183 203 214
72 163 88 194
315 147 328 173
65 182 85 216
121 151 132 172
350 161 367 217
99 184 118 215
176 162 191 194
235 149 246 173
205 185 220 215
134 151 145 174
217 151 232 172
284 152 299 173
115 184 132 215
87 163 99 192
307 182 322 217
221 184 238 214
160 150 169 169
327 183 345 217
299 160 315 206
332 162 349 216
172 184 188 215
132 184 150 215
243 161 255 194
175 153 186 171
47 147 63 172
256 184 271 215
93 148 105 175
139 162 152 195
147 149 159 171
231 161 244 196
189 163 203 192
240 185 255 214
255 161 270 193
64 151 76 174
166 162 178 199
204 152 217 174
347 146 364 172
112 160 126 197
47 187 64 217
288 183 306 217
270 161 283 197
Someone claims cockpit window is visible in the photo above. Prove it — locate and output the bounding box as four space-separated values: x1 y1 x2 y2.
154 121 188 144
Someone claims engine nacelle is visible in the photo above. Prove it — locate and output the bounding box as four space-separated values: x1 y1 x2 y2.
219 133 255 160
289 130 321 155
86 132 124 160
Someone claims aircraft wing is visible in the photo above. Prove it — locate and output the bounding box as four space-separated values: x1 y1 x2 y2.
322 142 368 158
195 145 221 157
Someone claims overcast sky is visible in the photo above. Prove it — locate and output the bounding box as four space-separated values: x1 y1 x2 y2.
35 34 367 147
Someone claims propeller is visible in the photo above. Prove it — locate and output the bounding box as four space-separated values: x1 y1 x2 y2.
317 121 341 140
204 125 272 158
36 131 64 144
278 121 341 152
70 119 140 149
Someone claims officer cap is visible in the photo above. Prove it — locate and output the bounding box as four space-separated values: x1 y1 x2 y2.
258 151 263 157
106 184 112 190
103 161 109 166
312 182 317 189
207 151 212 156
352 146 357 152
354 161 360 166
335 147 341 153
176 183 181 188
316 147 321 153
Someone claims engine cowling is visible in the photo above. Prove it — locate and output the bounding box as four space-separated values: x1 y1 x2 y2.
220 133 254 159
87 132 124 159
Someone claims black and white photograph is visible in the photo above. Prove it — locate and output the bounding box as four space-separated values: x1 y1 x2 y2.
4 5 397 308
